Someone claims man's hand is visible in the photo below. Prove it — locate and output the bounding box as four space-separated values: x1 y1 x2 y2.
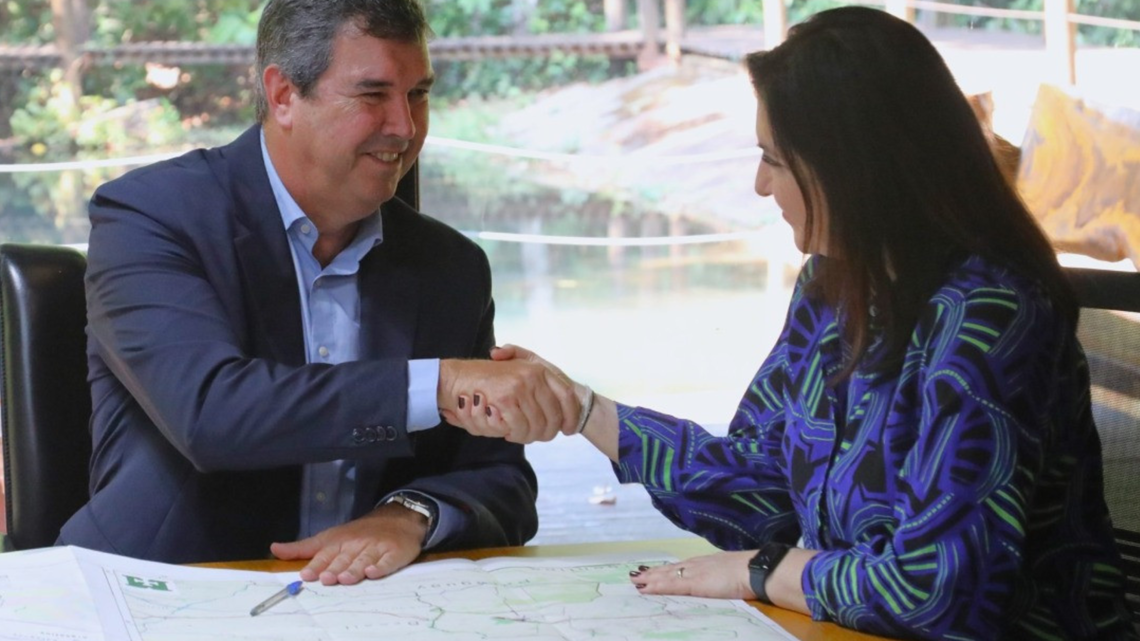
438 349 579 442
269 501 428 585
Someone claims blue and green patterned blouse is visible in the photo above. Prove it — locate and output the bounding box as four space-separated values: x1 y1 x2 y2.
614 255 1135 640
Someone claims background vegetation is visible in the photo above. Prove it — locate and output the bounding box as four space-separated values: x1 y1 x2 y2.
1 0 1137 158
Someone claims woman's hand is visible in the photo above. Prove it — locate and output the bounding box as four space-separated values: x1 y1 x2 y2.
629 548 817 615
628 551 755 599
438 352 579 442
441 345 586 443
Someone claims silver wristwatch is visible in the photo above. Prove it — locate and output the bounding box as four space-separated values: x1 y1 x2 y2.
386 493 437 533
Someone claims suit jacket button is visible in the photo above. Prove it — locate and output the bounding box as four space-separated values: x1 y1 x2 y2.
385 426 398 441
352 427 366 445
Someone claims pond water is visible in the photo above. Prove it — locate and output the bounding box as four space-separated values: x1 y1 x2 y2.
0 145 796 424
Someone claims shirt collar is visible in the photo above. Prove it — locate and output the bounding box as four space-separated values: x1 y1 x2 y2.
259 129 384 251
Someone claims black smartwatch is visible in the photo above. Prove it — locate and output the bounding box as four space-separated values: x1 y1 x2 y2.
748 542 792 604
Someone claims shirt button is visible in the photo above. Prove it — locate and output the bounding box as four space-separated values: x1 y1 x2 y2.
318 346 330 358
301 223 312 234
315 492 327 503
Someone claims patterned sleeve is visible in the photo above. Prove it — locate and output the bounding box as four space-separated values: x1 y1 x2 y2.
802 281 1065 638
609 265 822 550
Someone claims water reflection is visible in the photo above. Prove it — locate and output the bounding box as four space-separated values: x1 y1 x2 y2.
419 157 796 423
0 151 795 423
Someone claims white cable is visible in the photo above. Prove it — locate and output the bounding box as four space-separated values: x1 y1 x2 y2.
0 137 757 174
468 229 765 246
0 152 182 173
424 136 760 165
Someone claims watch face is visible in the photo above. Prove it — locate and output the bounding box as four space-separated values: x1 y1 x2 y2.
750 544 789 571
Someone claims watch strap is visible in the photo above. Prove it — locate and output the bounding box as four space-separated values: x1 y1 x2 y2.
748 542 792 605
386 492 438 543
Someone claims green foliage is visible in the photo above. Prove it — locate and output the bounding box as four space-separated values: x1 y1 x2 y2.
4 0 1137 151
425 0 622 103
90 0 261 45
685 0 847 26
0 0 53 44
1077 0 1140 46
685 0 765 25
11 69 183 153
430 95 531 142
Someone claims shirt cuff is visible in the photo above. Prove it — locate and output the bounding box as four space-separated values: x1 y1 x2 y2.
407 358 441 432
380 490 464 551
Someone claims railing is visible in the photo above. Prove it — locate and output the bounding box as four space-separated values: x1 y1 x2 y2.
764 0 1140 86
2 0 1137 85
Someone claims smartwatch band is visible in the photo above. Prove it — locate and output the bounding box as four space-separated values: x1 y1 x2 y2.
748 542 792 604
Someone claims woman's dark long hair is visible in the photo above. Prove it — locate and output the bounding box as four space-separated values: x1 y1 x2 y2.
746 6 1076 380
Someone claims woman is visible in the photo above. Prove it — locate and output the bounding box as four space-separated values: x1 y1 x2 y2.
446 7 1135 639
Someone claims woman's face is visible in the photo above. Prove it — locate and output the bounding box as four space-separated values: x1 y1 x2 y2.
754 99 828 255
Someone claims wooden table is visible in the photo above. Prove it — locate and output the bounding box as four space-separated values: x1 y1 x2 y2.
202 538 893 641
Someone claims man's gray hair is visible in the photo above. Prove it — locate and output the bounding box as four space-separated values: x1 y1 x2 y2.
254 0 432 122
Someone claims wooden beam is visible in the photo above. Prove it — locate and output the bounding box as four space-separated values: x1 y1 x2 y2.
762 0 787 49
604 0 628 32
664 0 686 62
884 0 916 23
637 0 662 69
1043 0 1077 85
49 0 90 111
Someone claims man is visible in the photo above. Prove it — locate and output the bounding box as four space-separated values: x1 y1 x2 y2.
64 0 577 585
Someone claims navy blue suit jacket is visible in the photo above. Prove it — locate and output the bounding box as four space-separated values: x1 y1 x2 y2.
62 126 537 563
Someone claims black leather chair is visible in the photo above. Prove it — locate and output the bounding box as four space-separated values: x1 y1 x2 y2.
1 243 91 551
1066 266 1140 624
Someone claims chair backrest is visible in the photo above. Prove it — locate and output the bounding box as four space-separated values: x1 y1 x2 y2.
1066 266 1140 623
0 243 92 551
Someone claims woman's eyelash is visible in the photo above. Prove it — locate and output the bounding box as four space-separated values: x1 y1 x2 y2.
761 152 782 167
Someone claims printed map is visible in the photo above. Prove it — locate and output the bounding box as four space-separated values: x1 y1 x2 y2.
104 555 796 641
0 547 104 641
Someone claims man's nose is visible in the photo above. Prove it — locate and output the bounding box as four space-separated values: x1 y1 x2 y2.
382 98 416 140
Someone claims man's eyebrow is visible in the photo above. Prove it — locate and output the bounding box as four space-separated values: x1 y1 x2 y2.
354 75 436 90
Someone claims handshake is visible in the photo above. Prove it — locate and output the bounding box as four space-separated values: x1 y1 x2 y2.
437 345 593 444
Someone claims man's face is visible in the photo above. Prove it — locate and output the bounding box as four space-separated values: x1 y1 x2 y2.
275 26 433 223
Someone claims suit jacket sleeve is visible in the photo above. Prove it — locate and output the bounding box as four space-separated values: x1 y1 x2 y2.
366 217 538 548
86 155 417 473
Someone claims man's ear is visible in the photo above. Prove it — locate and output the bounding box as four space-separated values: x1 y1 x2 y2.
263 65 296 129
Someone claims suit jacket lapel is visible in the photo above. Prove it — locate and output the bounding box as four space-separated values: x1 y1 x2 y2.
359 204 420 362
221 126 306 367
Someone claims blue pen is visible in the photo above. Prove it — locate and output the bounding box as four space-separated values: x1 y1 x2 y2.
249 580 304 617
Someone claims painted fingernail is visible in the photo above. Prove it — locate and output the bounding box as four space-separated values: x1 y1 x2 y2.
638 565 650 571
629 570 641 577
635 583 646 589
458 396 466 409
473 394 482 407
485 407 492 417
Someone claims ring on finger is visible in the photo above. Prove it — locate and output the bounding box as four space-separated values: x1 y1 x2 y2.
676 566 685 578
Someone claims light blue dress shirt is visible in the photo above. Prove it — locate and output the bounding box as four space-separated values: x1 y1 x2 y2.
260 134 459 548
